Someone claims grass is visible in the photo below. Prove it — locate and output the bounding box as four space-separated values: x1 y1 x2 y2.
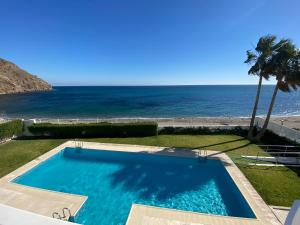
239 166 300 206
0 139 66 177
0 135 299 206
84 135 260 154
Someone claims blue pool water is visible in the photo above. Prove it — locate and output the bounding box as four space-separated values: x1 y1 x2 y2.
14 148 255 225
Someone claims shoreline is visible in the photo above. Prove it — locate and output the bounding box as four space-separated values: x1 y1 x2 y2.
1 116 300 129
2 115 300 119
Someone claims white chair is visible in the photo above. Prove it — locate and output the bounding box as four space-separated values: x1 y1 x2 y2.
285 200 300 225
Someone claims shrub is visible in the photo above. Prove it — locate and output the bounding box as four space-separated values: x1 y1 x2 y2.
0 120 23 140
28 122 158 138
159 126 248 136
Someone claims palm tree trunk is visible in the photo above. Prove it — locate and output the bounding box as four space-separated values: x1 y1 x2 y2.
248 75 263 140
254 83 279 141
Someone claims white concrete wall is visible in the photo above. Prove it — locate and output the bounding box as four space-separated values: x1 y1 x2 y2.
255 117 300 143
23 119 36 136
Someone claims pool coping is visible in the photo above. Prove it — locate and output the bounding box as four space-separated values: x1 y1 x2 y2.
0 141 281 225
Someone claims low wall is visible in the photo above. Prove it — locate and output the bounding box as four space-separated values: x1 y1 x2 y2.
23 119 36 136
255 117 300 143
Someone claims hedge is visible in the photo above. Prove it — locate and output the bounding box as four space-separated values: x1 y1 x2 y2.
28 122 158 138
159 126 248 136
0 120 23 140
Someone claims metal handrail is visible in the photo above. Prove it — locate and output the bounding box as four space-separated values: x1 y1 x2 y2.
52 208 73 221
62 207 72 219
74 139 83 148
52 212 62 219
263 152 300 155
197 149 208 164
258 145 299 148
258 145 300 155
197 149 207 157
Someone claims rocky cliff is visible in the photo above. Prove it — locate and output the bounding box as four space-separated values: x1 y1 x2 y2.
0 58 52 94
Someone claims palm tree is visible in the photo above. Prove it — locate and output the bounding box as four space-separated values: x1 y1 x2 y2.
254 40 300 140
244 35 277 140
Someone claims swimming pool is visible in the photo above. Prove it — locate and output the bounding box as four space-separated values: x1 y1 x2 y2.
13 147 255 225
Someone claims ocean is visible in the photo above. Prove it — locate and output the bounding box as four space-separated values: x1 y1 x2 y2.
0 85 299 119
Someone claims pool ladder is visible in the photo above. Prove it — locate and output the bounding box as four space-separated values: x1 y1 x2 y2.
197 149 208 163
52 207 74 221
74 139 83 148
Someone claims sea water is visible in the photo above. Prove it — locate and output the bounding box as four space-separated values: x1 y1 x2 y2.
0 85 299 118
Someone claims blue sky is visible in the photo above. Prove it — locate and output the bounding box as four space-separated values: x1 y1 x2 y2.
0 0 299 86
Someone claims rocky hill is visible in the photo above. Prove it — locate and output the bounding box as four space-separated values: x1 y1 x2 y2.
0 58 52 94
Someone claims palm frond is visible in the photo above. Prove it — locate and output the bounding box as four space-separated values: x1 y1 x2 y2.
244 50 257 64
245 35 300 90
255 35 276 54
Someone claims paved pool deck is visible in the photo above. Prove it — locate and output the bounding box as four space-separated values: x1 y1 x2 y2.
0 141 282 225
0 203 77 225
0 141 87 221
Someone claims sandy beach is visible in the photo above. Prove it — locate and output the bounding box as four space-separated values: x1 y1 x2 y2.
271 116 300 130
5 116 297 130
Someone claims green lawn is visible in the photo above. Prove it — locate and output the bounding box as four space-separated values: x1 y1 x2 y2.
239 166 300 206
0 139 66 177
0 135 299 207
